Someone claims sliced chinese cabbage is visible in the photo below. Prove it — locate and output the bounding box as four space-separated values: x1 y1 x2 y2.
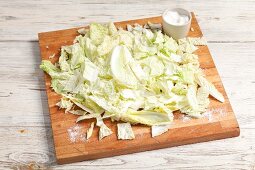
78 36 98 61
86 122 94 140
188 37 207 46
196 74 224 102
56 98 73 113
71 100 96 114
82 57 99 82
187 85 198 110
89 23 108 45
69 110 87 116
181 53 199 66
177 66 195 85
118 30 134 49
88 95 117 113
99 123 113 140
61 73 84 92
59 46 71 72
51 79 65 94
40 21 225 139
154 31 164 44
152 124 171 137
148 22 162 30
121 109 173 126
99 121 113 140
76 113 99 123
40 60 71 79
163 36 178 53
179 86 210 118
65 94 104 115
196 87 210 111
117 123 135 140
172 83 188 95
178 38 198 53
70 43 85 69
141 58 164 79
40 60 59 73
108 22 117 35
110 45 139 87
97 35 119 56
120 89 137 99
77 28 88 35
95 116 113 140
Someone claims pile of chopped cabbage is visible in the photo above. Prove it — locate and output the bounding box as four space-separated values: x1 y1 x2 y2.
40 22 224 139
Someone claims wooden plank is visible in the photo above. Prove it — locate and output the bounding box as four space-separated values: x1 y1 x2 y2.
38 14 239 164
1 0 255 42
0 126 253 170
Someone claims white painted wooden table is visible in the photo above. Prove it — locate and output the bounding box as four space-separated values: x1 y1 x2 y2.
0 0 254 169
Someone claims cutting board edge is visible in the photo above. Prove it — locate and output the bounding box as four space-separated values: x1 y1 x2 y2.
56 123 240 164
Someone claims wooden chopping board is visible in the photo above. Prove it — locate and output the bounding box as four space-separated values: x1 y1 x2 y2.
38 13 240 164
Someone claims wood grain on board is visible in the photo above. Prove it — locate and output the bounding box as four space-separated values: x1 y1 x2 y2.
38 13 240 164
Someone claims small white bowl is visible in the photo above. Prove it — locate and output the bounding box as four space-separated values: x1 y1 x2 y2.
162 8 192 40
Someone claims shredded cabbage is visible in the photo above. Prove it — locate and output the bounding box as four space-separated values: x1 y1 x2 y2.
40 22 223 139
56 98 73 113
152 124 171 137
117 123 135 140
86 122 94 140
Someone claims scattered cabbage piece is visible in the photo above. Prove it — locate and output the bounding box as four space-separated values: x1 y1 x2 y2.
188 37 207 46
96 116 104 127
99 123 113 140
69 109 87 115
96 116 113 140
178 38 198 53
86 122 94 140
77 28 88 35
152 124 171 137
56 98 73 113
117 123 135 140
196 74 224 102
108 22 118 35
148 22 162 30
127 24 133 31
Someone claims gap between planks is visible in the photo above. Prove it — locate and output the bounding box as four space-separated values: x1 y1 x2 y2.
1 40 255 43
